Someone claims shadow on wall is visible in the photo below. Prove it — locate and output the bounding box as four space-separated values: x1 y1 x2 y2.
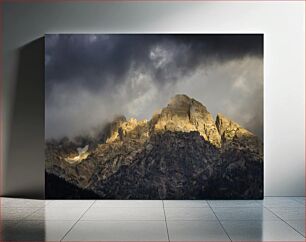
4 38 45 199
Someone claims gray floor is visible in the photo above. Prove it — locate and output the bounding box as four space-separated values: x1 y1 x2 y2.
0 197 305 241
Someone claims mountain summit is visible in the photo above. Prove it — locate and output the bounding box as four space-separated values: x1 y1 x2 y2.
45 94 263 199
151 94 221 147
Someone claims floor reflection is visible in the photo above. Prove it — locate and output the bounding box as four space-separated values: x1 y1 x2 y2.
1 220 46 241
0 197 304 241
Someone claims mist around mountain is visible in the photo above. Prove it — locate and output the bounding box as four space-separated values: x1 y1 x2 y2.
45 94 263 199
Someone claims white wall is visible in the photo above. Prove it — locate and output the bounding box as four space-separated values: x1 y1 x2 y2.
2 1 305 197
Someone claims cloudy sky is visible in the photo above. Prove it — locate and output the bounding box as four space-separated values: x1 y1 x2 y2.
45 34 263 140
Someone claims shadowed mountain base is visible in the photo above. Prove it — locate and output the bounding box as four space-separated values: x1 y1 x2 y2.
45 172 99 199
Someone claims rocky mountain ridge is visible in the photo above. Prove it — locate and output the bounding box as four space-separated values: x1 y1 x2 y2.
45 94 263 199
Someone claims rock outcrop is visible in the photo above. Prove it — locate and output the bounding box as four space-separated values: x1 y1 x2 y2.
106 118 149 143
216 113 263 155
151 94 221 147
45 94 263 199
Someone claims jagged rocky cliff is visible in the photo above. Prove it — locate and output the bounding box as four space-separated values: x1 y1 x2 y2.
45 94 263 199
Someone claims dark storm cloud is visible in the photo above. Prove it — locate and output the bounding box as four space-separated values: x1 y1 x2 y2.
45 34 263 93
45 34 263 139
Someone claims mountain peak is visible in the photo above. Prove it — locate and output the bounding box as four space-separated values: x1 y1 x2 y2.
152 94 221 147
168 94 192 106
168 94 208 111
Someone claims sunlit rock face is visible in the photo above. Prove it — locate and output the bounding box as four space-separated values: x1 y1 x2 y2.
106 95 222 147
216 112 253 142
45 94 263 199
216 113 263 155
152 94 221 147
106 118 149 143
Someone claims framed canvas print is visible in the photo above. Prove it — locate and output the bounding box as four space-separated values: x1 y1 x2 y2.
45 34 263 199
